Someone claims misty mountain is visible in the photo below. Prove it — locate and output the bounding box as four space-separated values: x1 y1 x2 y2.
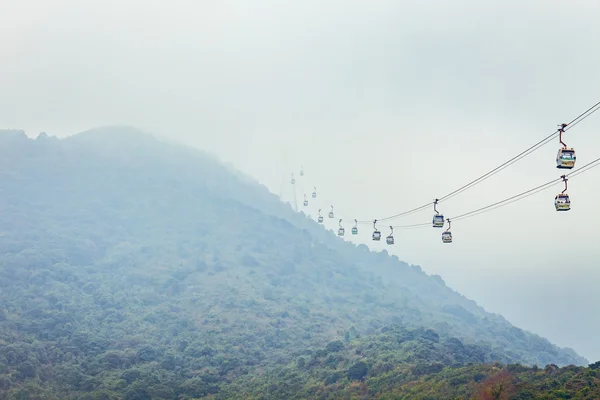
0 127 587 398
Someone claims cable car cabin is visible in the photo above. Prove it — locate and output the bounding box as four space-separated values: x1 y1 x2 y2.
312 191 317 198
338 227 345 236
352 227 358 235
432 214 444 228
441 231 452 243
318 215 324 223
372 230 381 241
328 211 334 218
386 235 394 245
556 148 576 169
554 194 571 211
303 200 309 207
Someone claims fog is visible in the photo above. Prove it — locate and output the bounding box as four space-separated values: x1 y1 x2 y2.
2 0 600 360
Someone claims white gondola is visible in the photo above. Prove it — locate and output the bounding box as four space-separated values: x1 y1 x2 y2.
328 205 334 219
372 220 381 241
432 199 444 228
554 193 571 211
442 218 452 243
303 194 308 207
291 173 295 185
442 231 452 243
556 148 576 169
386 226 394 245
318 209 324 223
312 187 317 199
555 175 571 211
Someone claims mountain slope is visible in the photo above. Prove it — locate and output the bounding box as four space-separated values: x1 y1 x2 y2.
0 127 586 398
216 326 600 400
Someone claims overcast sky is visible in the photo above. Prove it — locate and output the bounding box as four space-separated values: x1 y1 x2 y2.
2 0 600 361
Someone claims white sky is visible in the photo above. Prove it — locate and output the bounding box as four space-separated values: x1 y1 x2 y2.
2 0 600 361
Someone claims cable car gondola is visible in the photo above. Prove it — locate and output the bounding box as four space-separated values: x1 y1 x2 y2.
303 194 308 207
442 218 452 243
433 214 445 228
352 219 358 235
386 226 394 245
312 187 317 199
291 173 295 185
556 123 576 169
318 209 324 223
338 219 345 236
442 231 452 243
555 194 571 211
555 175 571 211
372 220 381 241
328 205 334 219
557 149 576 169
432 199 444 228
300 166 304 176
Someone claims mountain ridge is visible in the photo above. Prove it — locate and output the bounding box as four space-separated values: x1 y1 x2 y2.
0 126 587 398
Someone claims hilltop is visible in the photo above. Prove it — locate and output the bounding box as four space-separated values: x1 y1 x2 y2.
0 127 587 399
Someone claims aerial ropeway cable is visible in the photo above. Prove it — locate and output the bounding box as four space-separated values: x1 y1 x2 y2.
377 156 600 244
284 101 600 245
362 100 600 224
449 156 600 223
300 150 600 244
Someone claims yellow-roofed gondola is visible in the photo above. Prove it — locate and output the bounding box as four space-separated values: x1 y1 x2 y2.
556 123 576 169
555 175 571 211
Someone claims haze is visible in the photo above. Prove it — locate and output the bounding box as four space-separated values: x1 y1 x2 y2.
2 0 600 361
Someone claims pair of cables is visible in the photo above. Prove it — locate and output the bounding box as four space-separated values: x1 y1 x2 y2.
369 100 600 225
286 100 600 235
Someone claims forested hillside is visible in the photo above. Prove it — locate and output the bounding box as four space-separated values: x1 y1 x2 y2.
216 325 600 400
0 127 587 399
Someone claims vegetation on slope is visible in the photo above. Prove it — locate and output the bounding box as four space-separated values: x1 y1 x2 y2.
0 128 588 399
217 325 600 399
